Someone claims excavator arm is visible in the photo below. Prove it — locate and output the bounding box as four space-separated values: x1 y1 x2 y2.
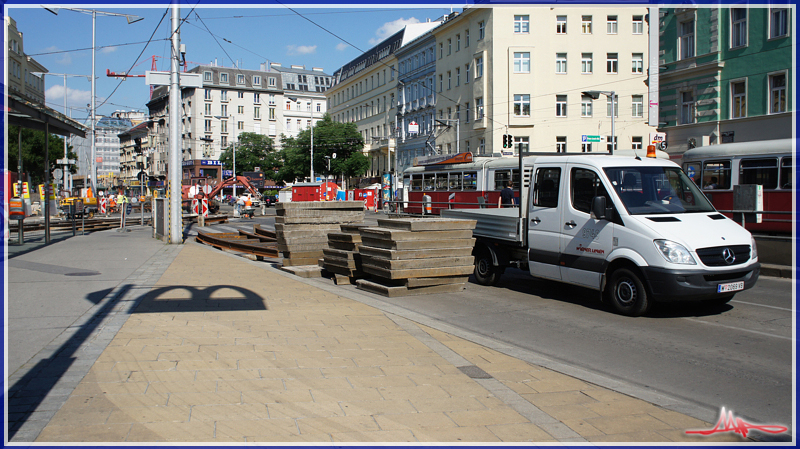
183 176 261 214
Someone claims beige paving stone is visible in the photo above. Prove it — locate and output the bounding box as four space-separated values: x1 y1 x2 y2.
446 408 530 427
346 375 417 389
128 421 216 441
404 374 473 387
175 359 239 371
539 404 602 421
198 344 256 353
294 357 358 369
585 413 675 435
380 365 447 377
145 380 220 394
258 367 324 379
561 418 606 437
525 377 593 393
71 382 149 396
46 408 113 426
352 355 414 367
95 349 158 362
409 397 491 413
36 424 132 442
100 393 173 409
584 399 663 416
413 425 502 442
378 385 452 401
523 390 598 407
374 412 457 431
180 337 238 346
238 358 300 370
271 349 332 359
247 433 332 443
581 388 636 402
319 366 384 378
310 387 384 403
487 422 559 442
283 377 354 390
126 370 196 383
330 429 417 442
111 361 178 372
440 382 494 398
123 338 186 347
647 408 712 429
81 370 142 383
216 378 285 392
166 391 242 406
501 381 540 395
586 431 674 443
106 405 192 423
188 403 269 421
296 415 380 434
267 401 346 419
241 389 315 404
339 399 418 416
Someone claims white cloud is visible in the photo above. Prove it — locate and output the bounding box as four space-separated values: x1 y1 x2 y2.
369 17 420 45
45 85 91 111
100 46 117 54
336 43 349 51
44 46 72 65
287 45 317 55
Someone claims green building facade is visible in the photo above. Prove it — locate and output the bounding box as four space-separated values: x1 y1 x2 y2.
658 7 792 155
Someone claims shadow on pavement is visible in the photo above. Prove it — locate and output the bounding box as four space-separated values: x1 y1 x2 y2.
133 285 268 313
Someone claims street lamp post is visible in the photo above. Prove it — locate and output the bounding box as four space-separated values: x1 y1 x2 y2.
44 7 143 192
214 115 236 199
582 90 616 155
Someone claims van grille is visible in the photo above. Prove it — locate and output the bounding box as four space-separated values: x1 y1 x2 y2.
695 245 751 267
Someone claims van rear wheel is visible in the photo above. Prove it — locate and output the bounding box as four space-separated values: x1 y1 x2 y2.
474 250 500 286
606 268 650 317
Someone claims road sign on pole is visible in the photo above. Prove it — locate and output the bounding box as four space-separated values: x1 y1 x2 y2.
582 135 602 143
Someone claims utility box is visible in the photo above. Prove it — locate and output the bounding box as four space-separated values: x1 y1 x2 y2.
733 184 763 224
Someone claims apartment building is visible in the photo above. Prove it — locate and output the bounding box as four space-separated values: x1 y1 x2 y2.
431 7 656 158
69 115 134 189
327 20 443 182
6 16 47 105
118 122 151 189
658 7 792 155
269 63 332 140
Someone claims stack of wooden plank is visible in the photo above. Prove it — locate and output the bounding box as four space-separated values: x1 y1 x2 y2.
322 224 369 283
275 201 365 267
356 217 477 297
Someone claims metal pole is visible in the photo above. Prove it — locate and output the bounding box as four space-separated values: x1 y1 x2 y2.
45 122 51 243
17 127 24 244
610 92 616 155
63 74 68 194
310 110 314 182
91 10 97 192
168 1 182 244
232 133 236 199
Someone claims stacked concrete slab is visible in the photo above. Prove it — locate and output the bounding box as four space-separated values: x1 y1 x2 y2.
322 224 369 283
275 201 365 267
356 217 477 297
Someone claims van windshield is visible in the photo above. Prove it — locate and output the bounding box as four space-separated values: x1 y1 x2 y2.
604 166 716 215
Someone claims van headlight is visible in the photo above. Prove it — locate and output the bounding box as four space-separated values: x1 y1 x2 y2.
751 236 758 260
654 240 697 265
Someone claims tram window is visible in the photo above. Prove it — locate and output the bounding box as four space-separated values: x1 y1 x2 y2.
494 170 512 190
740 158 778 189
410 175 422 191
780 156 793 189
533 168 561 208
435 173 449 190
463 171 478 190
449 172 463 190
423 173 435 191
702 160 731 190
512 169 521 188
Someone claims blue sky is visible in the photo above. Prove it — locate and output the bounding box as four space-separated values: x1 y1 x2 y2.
7 4 456 121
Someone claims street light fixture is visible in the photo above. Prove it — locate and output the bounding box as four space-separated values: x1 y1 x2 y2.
582 90 616 155
43 6 143 192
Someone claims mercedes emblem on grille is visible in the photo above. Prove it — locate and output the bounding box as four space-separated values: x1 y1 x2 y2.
721 248 736 265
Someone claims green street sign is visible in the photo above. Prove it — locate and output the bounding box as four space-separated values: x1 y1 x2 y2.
582 135 601 143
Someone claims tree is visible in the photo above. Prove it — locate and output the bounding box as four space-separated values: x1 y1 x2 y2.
7 125 79 186
276 115 367 183
219 132 280 181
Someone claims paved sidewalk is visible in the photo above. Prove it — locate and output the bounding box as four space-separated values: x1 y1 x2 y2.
5 230 747 444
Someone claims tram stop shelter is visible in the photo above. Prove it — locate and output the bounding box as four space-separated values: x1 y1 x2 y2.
6 94 88 244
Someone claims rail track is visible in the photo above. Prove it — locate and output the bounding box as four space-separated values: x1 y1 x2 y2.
9 216 151 233
195 225 279 259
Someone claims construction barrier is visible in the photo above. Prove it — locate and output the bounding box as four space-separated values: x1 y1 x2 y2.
10 197 25 219
99 198 107 214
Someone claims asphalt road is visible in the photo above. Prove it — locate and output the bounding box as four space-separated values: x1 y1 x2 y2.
199 210 795 441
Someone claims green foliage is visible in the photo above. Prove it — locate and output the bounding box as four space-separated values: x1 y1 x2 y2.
276 115 366 183
6 125 78 185
219 132 280 181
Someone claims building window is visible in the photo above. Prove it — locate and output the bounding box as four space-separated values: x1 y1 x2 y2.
221 104 228 117
556 136 567 153
581 95 593 117
204 103 212 115
253 75 261 85
606 53 618 74
221 120 228 133
556 15 567 34
447 71 451 89
731 81 747 118
465 103 471 123
456 34 461 51
447 38 452 55
556 95 567 117
456 67 461 86
581 53 593 74
632 95 644 117
220 73 229 84
680 91 695 124
607 15 618 34
269 107 275 120
771 8 789 38
269 94 275 105
269 77 276 86
514 94 531 117
514 52 531 73
204 89 212 100
582 143 592 153
238 105 244 114
680 20 695 59
582 15 592 34
632 53 644 74
220 136 227 147
632 15 644 34
606 96 619 117
238 91 244 99
238 121 244 131
254 106 261 119
465 63 470 82
479 21 485 40
254 93 260 103
632 136 643 150
515 136 530 153
204 71 212 82
731 8 747 48
515 15 530 33
286 119 291 131
770 73 787 113
237 74 245 84
220 90 228 102
475 56 484 78
475 97 484 120
204 119 212 132
439 74 443 92
556 53 567 74
607 137 617 152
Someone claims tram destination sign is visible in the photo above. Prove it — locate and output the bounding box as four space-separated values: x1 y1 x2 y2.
413 152 473 167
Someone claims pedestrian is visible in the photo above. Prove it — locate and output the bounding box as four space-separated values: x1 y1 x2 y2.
236 195 245 217
499 181 515 208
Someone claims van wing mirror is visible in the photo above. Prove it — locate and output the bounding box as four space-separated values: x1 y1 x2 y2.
591 196 608 220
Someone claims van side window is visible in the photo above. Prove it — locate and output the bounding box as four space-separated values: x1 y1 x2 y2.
571 168 610 214
533 168 560 208
702 160 731 190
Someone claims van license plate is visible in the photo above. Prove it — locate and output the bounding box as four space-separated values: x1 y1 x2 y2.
717 281 744 293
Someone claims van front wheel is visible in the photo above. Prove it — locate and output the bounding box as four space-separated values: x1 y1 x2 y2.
606 268 650 317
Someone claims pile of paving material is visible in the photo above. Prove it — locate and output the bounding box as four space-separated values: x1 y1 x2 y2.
322 224 369 284
275 201 365 269
355 217 477 297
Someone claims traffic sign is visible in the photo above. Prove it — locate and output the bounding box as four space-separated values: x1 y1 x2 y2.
582 135 601 143
126 203 133 215
53 168 63 181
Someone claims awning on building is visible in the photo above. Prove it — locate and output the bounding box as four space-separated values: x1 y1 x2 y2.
6 94 87 138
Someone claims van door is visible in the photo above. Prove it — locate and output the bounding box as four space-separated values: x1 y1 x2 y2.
560 166 615 289
527 165 564 280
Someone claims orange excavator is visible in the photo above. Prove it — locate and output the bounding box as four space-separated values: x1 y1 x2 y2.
182 176 261 215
